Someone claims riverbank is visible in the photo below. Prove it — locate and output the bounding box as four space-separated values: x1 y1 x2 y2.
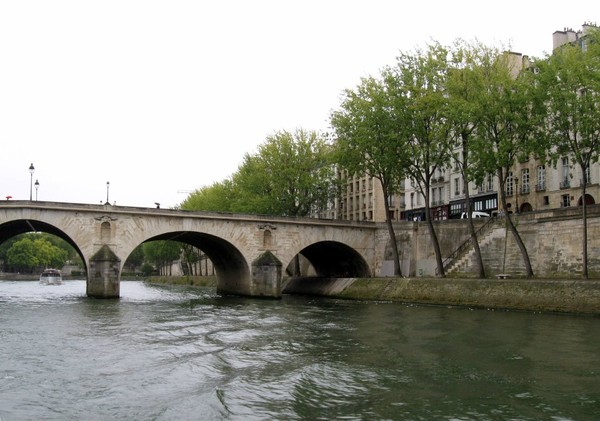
283 277 600 315
145 276 600 314
145 275 218 287
16 273 593 314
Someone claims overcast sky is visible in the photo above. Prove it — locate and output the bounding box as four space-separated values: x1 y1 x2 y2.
1 1 598 208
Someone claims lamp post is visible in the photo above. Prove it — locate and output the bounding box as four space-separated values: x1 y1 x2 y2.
28 163 35 200
34 179 39 201
106 181 110 205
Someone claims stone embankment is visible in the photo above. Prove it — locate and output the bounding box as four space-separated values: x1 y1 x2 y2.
283 277 600 315
147 275 600 314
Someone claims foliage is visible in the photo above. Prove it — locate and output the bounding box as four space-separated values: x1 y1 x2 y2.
233 129 337 216
180 179 236 212
142 240 183 276
182 129 337 217
124 244 145 270
534 27 600 278
6 234 68 273
331 74 408 275
535 28 600 174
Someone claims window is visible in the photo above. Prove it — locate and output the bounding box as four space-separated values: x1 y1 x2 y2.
584 166 591 185
454 178 460 196
484 174 493 192
521 168 530 193
506 172 514 196
561 194 571 207
543 196 549 205
450 203 462 216
410 192 415 208
485 198 497 210
561 158 570 188
537 165 546 191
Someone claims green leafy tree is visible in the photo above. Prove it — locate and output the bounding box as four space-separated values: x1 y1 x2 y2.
180 180 235 212
143 240 182 276
331 74 408 276
231 129 337 217
471 49 538 277
392 42 453 277
6 235 68 273
445 40 498 278
182 129 336 218
535 28 600 278
124 244 145 273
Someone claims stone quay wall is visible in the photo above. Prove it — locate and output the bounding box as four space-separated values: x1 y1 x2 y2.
283 277 600 314
390 205 600 278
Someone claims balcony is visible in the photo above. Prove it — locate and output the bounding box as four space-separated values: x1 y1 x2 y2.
560 178 571 189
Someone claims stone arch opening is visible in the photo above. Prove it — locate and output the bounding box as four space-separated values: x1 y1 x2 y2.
577 194 595 206
520 202 533 213
134 231 251 295
0 219 87 274
286 240 371 278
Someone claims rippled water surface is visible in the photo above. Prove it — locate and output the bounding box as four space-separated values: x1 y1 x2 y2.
1 280 599 420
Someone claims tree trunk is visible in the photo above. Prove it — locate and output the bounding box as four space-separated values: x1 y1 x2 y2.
461 135 485 278
498 167 533 277
463 178 485 278
424 181 444 277
381 181 402 276
581 163 589 279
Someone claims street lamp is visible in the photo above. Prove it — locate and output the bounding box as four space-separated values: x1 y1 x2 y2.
28 163 35 200
34 179 39 201
106 181 110 205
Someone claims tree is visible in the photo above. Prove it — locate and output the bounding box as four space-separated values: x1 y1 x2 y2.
231 129 337 217
124 244 145 273
535 28 600 278
444 40 500 278
143 241 182 276
180 180 235 212
181 129 337 218
471 49 538 277
6 235 68 273
391 42 453 277
331 74 408 276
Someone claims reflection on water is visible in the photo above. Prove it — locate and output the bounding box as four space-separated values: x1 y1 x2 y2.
0 280 599 420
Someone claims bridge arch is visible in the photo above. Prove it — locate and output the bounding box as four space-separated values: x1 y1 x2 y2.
131 231 251 295
286 240 371 278
0 218 87 273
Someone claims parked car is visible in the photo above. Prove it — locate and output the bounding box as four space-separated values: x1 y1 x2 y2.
461 211 490 219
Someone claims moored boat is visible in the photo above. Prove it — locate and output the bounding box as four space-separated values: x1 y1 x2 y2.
40 269 62 285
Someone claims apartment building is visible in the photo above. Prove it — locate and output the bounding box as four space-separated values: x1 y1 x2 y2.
333 23 598 222
332 170 404 222
402 23 599 220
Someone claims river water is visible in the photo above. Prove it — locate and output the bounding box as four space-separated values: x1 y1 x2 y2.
0 280 598 421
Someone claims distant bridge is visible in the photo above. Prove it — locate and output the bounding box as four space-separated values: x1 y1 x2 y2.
0 201 385 298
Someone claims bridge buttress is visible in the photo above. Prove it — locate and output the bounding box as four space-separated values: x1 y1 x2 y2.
87 245 121 298
250 250 282 298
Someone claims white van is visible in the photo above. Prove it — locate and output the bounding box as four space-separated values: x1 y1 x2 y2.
461 211 490 219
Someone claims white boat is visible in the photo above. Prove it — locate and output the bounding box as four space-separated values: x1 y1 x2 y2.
40 269 63 285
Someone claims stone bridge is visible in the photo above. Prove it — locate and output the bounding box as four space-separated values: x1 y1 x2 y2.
0 201 386 298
